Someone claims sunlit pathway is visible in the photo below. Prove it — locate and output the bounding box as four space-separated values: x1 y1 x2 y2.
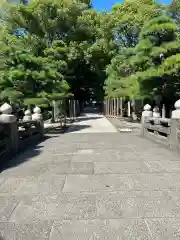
0 112 180 239
67 112 117 133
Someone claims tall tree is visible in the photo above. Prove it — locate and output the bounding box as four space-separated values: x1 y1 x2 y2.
105 0 163 98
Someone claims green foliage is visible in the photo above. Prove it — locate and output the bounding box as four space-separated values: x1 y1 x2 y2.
1 0 180 106
105 1 180 102
0 0 118 103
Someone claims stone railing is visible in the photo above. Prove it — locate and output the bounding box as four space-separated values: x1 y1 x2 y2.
0 122 11 158
0 103 44 162
0 100 81 163
141 99 180 150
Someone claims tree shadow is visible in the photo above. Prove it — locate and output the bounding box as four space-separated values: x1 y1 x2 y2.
0 136 53 173
45 124 92 134
0 112 97 174
44 126 68 135
0 146 42 173
0 123 91 173
66 124 91 133
74 116 103 122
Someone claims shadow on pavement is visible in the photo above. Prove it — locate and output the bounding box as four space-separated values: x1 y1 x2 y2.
45 124 91 134
66 124 91 133
0 146 41 173
74 116 103 122
0 136 53 173
0 109 100 173
45 126 68 135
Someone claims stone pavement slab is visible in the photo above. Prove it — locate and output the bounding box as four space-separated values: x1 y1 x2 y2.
8 193 97 223
0 196 19 221
0 221 52 240
50 219 152 240
62 173 177 193
0 112 180 239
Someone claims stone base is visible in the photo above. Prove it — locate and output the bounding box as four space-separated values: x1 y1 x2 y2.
0 114 16 123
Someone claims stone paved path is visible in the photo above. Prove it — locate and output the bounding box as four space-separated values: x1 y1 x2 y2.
67 112 117 133
0 112 180 239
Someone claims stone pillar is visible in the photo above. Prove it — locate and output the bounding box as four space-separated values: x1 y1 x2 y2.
113 98 116 117
141 104 153 137
153 106 161 118
111 99 113 116
23 109 32 121
109 99 111 117
171 99 180 118
120 97 123 116
107 100 109 116
169 99 180 150
0 103 19 154
32 106 44 139
131 99 137 121
73 100 76 119
104 100 106 116
162 104 166 118
71 100 74 121
76 100 79 116
68 100 71 121
72 100 74 119
52 100 56 123
117 99 119 117
109 99 112 117
128 101 131 117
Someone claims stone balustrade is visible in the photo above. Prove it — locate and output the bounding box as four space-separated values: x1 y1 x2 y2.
0 99 81 163
141 99 180 151
0 103 44 162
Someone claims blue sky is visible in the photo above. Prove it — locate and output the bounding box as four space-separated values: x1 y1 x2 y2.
92 0 172 11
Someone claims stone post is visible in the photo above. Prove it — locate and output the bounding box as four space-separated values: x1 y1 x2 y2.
52 100 56 123
110 99 112 116
141 104 153 137
111 100 112 115
32 106 44 139
107 100 109 116
120 97 123 116
0 103 19 154
71 100 74 121
76 100 79 116
23 109 32 121
109 99 111 116
73 100 76 119
128 101 131 117
162 104 166 118
68 100 71 122
153 106 161 118
104 100 106 116
117 99 119 117
169 99 180 150
114 98 116 117
72 100 74 119
131 99 137 121
111 99 113 116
